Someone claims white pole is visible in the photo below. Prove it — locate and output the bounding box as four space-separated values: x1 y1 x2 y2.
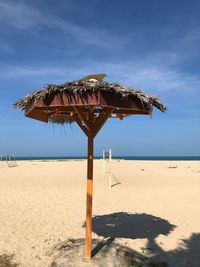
108 149 112 188
103 150 105 174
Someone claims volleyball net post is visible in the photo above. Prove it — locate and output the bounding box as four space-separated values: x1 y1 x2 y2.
102 149 113 188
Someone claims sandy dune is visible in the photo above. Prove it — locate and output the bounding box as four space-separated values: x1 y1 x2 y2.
0 160 200 266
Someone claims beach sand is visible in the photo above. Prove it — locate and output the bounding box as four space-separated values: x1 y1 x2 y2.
0 160 200 266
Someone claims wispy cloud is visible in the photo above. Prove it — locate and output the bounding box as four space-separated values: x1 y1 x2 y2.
1 60 200 95
0 42 14 54
0 0 126 48
108 63 200 93
0 64 66 79
0 0 199 95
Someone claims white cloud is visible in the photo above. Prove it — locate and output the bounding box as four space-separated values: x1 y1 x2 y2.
0 43 14 54
1 61 200 96
0 65 66 80
54 60 200 94
0 1 40 29
112 64 200 93
0 0 126 48
0 1 199 95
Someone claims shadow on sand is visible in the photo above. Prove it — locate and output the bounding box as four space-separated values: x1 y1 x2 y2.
91 212 175 240
88 212 176 262
49 213 200 266
89 212 200 266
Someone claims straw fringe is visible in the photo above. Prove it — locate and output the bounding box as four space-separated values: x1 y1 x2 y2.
14 80 167 112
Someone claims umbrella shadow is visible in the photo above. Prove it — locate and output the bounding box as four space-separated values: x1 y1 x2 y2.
83 212 176 257
91 212 175 239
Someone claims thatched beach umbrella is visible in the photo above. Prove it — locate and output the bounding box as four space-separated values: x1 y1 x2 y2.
14 74 166 260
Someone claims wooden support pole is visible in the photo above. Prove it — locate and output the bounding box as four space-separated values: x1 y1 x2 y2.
74 109 112 260
84 133 94 260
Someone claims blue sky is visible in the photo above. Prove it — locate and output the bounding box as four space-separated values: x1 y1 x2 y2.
0 0 200 157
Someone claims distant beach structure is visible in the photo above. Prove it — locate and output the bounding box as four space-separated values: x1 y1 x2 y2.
0 154 17 168
103 149 112 187
103 149 121 188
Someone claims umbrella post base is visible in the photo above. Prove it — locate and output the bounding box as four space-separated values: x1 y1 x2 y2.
83 256 92 262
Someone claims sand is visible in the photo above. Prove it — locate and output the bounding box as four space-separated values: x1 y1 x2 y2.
0 160 200 267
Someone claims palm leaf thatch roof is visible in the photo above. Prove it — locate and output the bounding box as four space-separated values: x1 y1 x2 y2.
14 74 166 124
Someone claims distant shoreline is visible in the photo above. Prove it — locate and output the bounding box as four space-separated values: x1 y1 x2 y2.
13 156 200 161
